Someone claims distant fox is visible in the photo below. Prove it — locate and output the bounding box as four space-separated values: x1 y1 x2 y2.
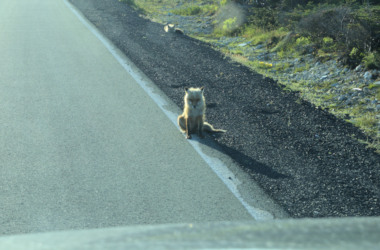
177 87 226 139
164 23 184 35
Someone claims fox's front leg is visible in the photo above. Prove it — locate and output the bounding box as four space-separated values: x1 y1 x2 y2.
185 117 191 139
197 116 204 139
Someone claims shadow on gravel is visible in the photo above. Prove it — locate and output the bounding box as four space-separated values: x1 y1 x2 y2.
199 136 289 180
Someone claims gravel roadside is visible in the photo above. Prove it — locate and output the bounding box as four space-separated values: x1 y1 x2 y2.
70 0 380 218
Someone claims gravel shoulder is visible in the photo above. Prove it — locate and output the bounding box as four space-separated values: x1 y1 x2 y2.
70 0 380 218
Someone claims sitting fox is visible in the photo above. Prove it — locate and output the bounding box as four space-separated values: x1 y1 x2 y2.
177 87 226 139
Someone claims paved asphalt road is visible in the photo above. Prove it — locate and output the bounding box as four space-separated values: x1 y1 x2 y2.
0 0 261 235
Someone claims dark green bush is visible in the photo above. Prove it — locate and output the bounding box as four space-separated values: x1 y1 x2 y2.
247 7 279 31
363 52 380 69
172 6 202 16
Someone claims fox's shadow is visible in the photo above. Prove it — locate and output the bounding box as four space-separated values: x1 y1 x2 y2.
195 135 289 180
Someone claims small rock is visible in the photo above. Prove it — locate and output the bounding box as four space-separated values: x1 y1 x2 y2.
320 75 328 81
238 41 251 47
294 58 301 64
345 97 353 105
338 95 347 101
351 91 359 97
373 81 380 86
355 65 363 72
363 87 371 95
364 71 373 81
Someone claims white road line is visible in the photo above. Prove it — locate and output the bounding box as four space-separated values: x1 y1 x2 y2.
64 0 273 221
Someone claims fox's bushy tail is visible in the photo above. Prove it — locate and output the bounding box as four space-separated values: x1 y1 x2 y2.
203 122 226 133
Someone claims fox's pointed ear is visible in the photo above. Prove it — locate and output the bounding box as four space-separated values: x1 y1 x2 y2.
200 86 204 92
185 87 189 93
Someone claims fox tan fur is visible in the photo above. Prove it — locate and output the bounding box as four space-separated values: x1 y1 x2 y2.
178 87 226 139
164 23 184 34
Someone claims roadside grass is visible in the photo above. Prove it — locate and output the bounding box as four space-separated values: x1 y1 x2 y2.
213 17 239 36
293 63 311 73
355 113 378 136
199 4 219 15
129 0 220 17
240 24 288 47
172 3 218 16
128 0 179 15
273 62 291 72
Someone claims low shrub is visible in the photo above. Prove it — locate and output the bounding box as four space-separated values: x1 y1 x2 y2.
247 7 279 31
363 52 380 70
172 6 202 16
297 4 378 57
213 1 246 36
319 37 335 53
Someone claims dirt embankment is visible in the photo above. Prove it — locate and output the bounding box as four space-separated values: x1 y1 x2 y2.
70 0 380 218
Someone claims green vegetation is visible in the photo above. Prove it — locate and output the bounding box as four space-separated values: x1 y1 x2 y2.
128 0 380 69
172 5 202 16
293 63 311 73
241 0 379 69
214 17 239 36
274 62 291 72
363 52 380 69
241 25 288 46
